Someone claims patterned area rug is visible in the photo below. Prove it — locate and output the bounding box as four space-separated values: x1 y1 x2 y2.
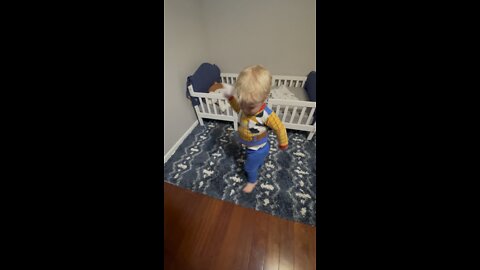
164 120 316 226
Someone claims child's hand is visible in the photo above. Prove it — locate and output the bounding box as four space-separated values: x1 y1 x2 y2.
279 144 288 150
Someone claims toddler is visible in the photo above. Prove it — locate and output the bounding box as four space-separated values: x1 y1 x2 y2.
225 65 288 193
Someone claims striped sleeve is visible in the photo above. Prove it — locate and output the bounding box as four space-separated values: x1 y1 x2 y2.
265 112 288 147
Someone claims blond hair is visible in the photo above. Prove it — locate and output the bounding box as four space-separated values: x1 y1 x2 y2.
234 65 272 106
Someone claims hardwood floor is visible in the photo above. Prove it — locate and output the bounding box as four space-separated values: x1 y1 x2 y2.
164 182 316 270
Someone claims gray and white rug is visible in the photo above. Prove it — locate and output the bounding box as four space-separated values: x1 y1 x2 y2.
164 120 316 226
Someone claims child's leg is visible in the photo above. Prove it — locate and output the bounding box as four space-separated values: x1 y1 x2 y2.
243 143 270 193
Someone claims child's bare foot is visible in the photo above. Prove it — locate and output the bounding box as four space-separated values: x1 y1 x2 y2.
243 182 257 193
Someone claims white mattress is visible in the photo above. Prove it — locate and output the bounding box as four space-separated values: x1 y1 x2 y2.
269 85 309 101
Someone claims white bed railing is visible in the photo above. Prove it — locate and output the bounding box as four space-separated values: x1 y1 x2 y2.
220 73 238 85
272 75 307 88
267 98 316 140
187 85 238 130
188 73 315 140
222 74 307 88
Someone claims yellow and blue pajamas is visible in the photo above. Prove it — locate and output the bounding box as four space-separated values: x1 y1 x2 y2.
228 96 288 183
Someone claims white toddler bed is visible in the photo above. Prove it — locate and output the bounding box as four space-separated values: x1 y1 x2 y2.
187 73 316 140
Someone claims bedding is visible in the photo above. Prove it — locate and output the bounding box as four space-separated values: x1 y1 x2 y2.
270 85 310 101
270 85 298 100
285 86 310 101
269 85 305 122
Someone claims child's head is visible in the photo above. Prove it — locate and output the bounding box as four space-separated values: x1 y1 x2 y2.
234 65 272 115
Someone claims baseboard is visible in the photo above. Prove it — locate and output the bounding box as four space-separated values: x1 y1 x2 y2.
164 120 199 164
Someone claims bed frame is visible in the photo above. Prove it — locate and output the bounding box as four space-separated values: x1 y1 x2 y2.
187 73 316 140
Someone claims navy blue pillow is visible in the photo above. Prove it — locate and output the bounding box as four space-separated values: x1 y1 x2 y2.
304 71 316 102
186 63 222 107
188 63 221 93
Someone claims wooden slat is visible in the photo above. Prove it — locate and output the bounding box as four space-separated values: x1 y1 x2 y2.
218 100 224 116
222 100 228 116
298 107 307 124
275 104 281 115
199 97 205 113
306 107 315 125
283 122 315 132
212 99 218 115
196 113 234 122
282 106 289 122
206 98 211 114
290 106 298 123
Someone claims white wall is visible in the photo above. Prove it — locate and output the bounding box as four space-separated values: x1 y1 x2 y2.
164 0 209 155
200 0 315 75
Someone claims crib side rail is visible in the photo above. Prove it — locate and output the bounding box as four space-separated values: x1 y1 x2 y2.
188 87 237 119
267 98 316 130
272 75 307 88
220 73 308 88
220 73 238 85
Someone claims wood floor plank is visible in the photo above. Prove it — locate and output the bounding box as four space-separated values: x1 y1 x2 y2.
164 184 199 268
264 214 281 270
211 204 255 270
247 211 269 270
279 218 295 270
306 226 316 270
227 206 257 270
195 197 235 270
312 229 316 269
293 222 309 270
173 193 212 269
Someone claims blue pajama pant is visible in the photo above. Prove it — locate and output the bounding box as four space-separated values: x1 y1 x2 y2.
244 142 270 183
